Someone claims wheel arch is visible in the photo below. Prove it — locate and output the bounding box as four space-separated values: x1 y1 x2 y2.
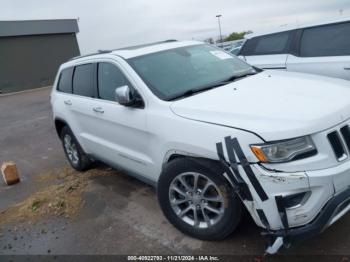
54 118 69 137
163 153 235 190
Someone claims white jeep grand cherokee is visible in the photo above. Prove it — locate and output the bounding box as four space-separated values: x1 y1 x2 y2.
51 40 350 254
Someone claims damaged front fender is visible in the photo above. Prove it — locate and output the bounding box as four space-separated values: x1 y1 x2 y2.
215 136 315 254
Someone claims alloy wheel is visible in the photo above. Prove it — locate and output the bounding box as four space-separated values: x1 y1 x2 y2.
63 134 79 165
169 172 225 229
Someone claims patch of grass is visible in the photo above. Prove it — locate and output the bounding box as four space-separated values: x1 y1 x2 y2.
0 166 119 226
31 200 44 212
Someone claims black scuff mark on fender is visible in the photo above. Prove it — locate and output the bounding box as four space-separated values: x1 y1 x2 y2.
225 136 269 201
275 195 289 230
256 209 271 230
259 166 307 184
216 142 253 201
260 175 287 184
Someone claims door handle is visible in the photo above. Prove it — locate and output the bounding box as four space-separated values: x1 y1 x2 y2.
64 100 72 106
93 107 104 113
344 67 350 70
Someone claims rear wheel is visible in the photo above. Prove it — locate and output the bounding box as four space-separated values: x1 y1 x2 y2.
158 158 242 240
60 126 92 171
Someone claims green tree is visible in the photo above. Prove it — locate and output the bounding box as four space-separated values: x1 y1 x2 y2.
225 31 252 41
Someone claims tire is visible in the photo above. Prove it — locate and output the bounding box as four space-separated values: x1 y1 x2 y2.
157 158 242 240
60 126 92 171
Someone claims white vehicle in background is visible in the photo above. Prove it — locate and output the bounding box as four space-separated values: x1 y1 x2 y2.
239 17 350 80
215 41 232 51
228 39 246 55
51 40 350 254
216 39 244 52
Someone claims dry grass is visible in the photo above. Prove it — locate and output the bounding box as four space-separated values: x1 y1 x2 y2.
0 166 118 226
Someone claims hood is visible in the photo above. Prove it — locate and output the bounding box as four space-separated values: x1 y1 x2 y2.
170 71 350 141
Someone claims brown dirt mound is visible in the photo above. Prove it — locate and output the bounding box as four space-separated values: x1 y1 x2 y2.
0 166 118 226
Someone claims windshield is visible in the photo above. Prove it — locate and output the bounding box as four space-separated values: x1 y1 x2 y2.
127 44 255 101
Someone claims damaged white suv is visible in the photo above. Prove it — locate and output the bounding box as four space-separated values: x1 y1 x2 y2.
51 40 350 254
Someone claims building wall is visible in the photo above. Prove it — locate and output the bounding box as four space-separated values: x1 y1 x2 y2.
0 33 80 93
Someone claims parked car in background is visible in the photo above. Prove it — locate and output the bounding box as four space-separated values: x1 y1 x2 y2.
51 40 350 255
239 17 350 80
216 40 235 51
216 39 245 52
228 39 246 55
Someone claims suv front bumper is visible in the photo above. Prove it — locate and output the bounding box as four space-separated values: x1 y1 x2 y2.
268 185 350 244
248 164 350 254
217 136 350 253
248 159 350 229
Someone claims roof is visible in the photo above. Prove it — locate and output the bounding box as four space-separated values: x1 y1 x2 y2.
246 16 350 39
68 40 203 64
117 40 178 50
0 19 79 37
113 40 203 59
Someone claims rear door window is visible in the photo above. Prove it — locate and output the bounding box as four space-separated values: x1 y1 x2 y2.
72 64 94 97
300 22 350 57
57 67 73 93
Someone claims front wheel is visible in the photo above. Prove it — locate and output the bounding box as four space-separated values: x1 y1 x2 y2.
157 158 242 240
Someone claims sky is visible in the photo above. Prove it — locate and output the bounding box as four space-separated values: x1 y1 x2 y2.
1 0 350 54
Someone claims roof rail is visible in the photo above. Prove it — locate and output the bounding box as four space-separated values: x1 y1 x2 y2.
68 40 178 61
115 39 178 51
69 49 112 61
98 49 112 53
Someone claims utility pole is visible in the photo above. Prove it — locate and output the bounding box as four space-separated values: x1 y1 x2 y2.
216 14 223 47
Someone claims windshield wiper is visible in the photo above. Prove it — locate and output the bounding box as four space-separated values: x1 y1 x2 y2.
222 71 258 83
170 86 219 100
169 71 259 101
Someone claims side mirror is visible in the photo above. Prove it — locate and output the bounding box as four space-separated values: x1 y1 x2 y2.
115 85 143 107
115 85 134 106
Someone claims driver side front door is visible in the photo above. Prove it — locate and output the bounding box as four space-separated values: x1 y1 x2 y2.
82 61 154 180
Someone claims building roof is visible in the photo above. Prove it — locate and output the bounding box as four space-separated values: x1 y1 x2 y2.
0 19 79 37
246 16 350 39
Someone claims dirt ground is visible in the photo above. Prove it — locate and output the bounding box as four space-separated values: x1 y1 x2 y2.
1 88 350 260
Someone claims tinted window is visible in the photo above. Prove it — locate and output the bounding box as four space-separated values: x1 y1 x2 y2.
57 67 73 93
98 63 130 101
72 64 94 97
240 32 291 56
254 32 290 54
300 22 350 57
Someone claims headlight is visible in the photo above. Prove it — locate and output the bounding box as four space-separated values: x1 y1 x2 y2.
250 136 317 163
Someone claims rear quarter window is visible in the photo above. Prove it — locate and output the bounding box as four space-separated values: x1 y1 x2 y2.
57 67 73 93
300 22 350 57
